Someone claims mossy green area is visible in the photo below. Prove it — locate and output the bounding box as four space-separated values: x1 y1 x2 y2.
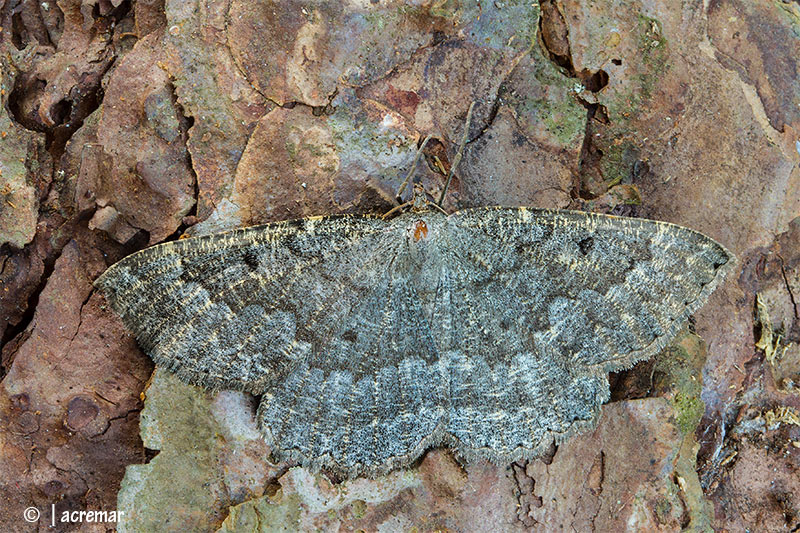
594 14 669 187
653 333 707 435
501 42 587 150
635 14 669 100
535 62 587 148
599 137 639 189
672 391 705 434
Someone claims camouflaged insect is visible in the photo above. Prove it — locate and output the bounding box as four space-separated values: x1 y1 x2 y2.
95 197 734 478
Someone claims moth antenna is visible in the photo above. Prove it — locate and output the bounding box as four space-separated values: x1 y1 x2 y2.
396 134 432 203
438 101 476 207
381 198 413 219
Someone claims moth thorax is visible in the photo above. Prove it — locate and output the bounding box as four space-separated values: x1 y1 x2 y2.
411 220 429 242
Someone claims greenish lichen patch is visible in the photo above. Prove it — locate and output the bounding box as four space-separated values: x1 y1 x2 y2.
467 0 541 52
776 0 800 37
592 14 670 187
653 333 707 435
672 391 705 434
539 88 587 148
502 43 587 150
328 95 416 181
599 136 639 188
351 499 368 520
117 370 273 532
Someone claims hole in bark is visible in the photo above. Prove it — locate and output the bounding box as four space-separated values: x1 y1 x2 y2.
49 99 72 127
539 0 574 72
581 68 609 92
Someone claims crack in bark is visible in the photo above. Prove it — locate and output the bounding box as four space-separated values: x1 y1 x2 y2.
589 451 605 530
220 2 344 115
265 92 338 117
0 1 126 375
222 2 269 105
568 450 605 532
63 286 94 361
698 401 741 492
264 464 291 493
252 502 266 528
161 79 199 232
92 407 141 440
0 241 64 379
50 461 89 491
669 443 692 529
5 10 118 158
777 254 799 320
537 0 611 201
350 29 450 98
215 455 290 528
538 0 609 94
511 460 541 527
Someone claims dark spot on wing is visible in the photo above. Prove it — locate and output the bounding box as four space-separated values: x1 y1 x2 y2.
243 249 260 271
578 237 594 255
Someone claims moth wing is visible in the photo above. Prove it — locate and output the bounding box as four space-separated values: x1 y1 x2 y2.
439 207 733 460
95 215 394 394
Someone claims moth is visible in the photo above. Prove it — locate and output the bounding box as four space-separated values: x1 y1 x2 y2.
95 106 735 477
